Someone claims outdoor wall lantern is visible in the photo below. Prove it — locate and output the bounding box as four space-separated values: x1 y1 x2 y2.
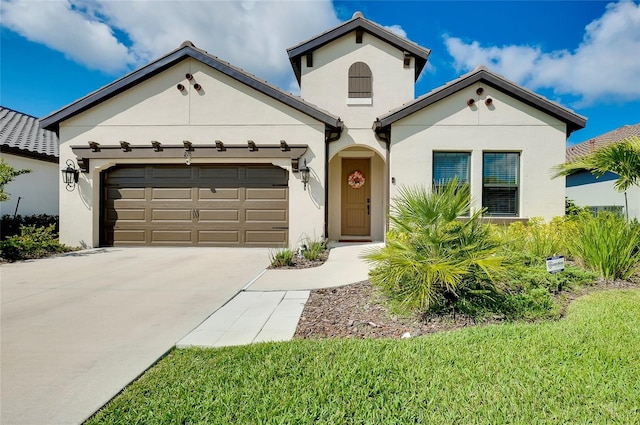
61 159 80 192
300 159 311 191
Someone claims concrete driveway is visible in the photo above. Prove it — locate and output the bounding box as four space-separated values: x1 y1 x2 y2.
0 247 270 425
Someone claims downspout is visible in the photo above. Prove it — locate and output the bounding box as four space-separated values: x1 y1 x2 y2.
324 123 343 240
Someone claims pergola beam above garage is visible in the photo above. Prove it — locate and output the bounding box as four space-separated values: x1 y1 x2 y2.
71 142 308 172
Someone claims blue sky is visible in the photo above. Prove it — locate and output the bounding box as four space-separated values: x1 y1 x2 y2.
1 0 639 145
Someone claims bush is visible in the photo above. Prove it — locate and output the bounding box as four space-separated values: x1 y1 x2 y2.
365 179 505 312
301 238 327 261
1 214 59 239
0 224 72 261
268 247 295 267
567 212 640 280
500 217 571 261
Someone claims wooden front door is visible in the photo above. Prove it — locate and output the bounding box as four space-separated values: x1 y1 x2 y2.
341 158 371 236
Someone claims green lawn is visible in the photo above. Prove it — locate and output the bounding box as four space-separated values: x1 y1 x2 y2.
87 289 640 424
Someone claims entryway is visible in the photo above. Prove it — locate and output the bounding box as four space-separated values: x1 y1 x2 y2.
341 158 371 236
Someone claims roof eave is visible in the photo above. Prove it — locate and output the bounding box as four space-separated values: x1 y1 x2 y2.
41 45 341 134
287 17 431 84
376 70 586 137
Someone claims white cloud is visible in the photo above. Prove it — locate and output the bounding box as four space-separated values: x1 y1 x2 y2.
1 0 133 73
444 0 640 104
1 0 339 88
383 24 406 39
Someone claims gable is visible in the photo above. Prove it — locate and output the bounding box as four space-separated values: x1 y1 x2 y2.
41 43 342 134
375 67 586 137
287 13 430 85
62 58 328 130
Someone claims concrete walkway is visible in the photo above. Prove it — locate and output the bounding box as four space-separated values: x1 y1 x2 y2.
177 242 381 348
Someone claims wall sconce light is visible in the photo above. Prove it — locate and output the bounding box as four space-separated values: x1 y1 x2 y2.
61 159 79 192
194 83 202 91
467 98 475 107
476 87 484 95
485 97 493 106
185 73 193 81
300 159 310 191
177 83 185 92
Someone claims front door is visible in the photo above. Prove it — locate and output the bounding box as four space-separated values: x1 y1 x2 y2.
341 158 371 236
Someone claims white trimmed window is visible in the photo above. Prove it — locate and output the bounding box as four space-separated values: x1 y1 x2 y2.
433 152 470 189
483 152 520 216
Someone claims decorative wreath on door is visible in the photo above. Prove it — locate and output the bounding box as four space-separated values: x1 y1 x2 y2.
347 170 366 189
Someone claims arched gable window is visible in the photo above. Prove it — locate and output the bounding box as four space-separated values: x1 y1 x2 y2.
348 62 372 98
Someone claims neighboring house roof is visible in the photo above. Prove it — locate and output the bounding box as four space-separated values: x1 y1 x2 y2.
566 123 640 162
40 41 343 134
0 106 58 163
374 66 587 137
287 11 431 85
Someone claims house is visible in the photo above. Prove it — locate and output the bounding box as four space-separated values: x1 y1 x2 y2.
41 12 585 248
565 123 640 220
1 106 59 216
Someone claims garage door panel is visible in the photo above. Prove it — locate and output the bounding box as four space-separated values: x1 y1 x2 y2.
246 187 288 200
103 165 288 247
199 167 240 180
107 187 146 200
246 230 288 245
107 209 146 221
245 209 287 222
151 209 193 221
198 209 239 221
245 167 288 181
153 168 193 179
151 230 192 243
198 230 240 244
113 229 146 242
197 188 239 200
151 188 192 200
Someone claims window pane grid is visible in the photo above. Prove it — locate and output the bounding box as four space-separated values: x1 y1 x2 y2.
483 152 520 216
433 152 470 186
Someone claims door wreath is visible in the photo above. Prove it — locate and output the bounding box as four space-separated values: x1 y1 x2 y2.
347 170 365 189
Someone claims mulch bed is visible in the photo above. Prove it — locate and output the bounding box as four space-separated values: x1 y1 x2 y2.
294 278 640 340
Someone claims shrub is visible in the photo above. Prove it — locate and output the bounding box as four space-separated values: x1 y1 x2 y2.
567 212 640 280
1 214 59 239
0 224 72 261
268 247 295 267
501 217 569 261
365 179 505 312
302 238 327 261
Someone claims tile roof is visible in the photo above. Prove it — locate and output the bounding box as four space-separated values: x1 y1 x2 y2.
0 106 59 161
41 41 342 134
374 65 587 137
566 123 640 162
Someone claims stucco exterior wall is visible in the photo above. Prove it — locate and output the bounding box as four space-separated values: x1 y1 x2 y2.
389 83 567 221
300 32 414 160
567 172 640 220
1 154 58 216
58 58 327 248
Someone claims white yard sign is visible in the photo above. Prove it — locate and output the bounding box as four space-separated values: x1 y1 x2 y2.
546 256 565 274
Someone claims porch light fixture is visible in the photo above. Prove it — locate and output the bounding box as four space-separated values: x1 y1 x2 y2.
61 159 79 192
300 159 310 191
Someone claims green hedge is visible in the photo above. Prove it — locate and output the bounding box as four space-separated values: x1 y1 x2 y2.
1 214 59 239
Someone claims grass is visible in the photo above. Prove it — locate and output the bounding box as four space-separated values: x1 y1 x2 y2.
87 289 640 424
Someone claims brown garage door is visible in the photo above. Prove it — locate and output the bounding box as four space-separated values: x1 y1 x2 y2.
102 165 288 246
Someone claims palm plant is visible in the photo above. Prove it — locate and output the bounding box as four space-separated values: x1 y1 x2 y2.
364 179 505 312
552 136 640 220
